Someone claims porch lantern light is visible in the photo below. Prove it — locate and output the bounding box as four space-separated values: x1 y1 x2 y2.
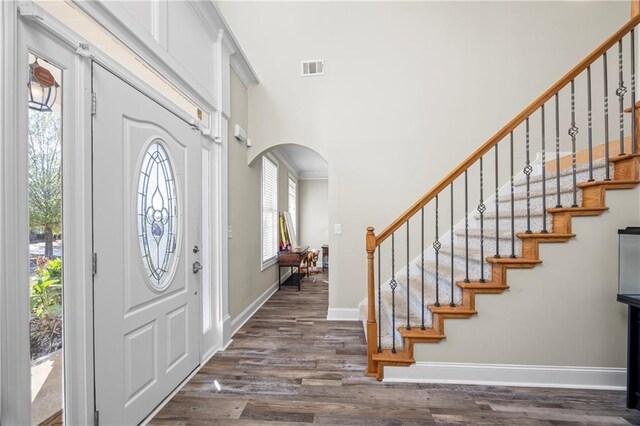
28 59 59 112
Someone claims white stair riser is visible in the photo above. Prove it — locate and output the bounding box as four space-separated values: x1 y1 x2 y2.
512 161 611 187
495 192 583 212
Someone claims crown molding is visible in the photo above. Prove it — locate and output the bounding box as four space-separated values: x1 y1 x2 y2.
194 1 259 87
299 171 329 180
270 147 300 179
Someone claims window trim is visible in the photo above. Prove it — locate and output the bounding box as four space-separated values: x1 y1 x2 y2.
287 174 297 236
261 154 279 270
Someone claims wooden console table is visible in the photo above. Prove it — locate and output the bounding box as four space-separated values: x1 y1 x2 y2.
278 246 309 290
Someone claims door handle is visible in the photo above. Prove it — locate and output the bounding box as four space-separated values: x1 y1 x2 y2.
192 261 203 274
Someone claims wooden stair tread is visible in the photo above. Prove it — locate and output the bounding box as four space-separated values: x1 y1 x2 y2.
486 257 542 265
399 327 446 340
623 101 640 113
428 304 477 315
547 206 608 215
372 349 414 363
608 153 640 163
516 232 575 240
457 281 509 292
577 179 640 188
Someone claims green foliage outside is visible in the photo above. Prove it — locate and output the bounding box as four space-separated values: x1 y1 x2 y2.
31 257 62 319
30 256 63 360
28 108 63 360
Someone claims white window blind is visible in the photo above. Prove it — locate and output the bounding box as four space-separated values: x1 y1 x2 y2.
288 177 297 234
262 156 278 264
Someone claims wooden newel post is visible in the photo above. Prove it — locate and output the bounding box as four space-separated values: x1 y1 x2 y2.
634 103 640 153
365 226 379 377
634 1 640 152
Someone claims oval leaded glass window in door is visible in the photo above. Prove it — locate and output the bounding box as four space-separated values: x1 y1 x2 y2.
137 142 178 290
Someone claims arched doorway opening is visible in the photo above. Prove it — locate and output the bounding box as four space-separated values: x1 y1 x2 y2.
227 141 329 334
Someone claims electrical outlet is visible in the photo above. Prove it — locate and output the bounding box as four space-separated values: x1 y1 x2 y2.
228 225 233 239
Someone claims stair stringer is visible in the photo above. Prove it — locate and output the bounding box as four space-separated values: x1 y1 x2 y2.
367 155 640 381
361 159 610 354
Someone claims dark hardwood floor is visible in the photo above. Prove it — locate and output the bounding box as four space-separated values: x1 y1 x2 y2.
152 273 640 425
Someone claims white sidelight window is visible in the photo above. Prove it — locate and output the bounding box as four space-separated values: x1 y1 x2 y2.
288 176 297 234
261 156 278 267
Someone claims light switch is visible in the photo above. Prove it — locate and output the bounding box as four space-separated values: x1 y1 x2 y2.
334 224 342 235
228 225 233 239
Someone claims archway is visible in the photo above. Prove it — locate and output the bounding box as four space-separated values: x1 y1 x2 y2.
256 144 329 281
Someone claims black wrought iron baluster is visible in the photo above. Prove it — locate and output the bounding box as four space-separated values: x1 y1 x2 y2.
541 105 548 233
524 118 533 233
555 94 562 207
494 145 500 257
434 195 441 307
618 39 627 156
377 245 381 353
464 170 470 282
390 233 398 353
588 66 594 182
569 79 579 208
632 29 637 155
421 206 425 330
510 131 516 258
478 158 486 282
604 52 611 181
450 183 455 307
406 220 410 330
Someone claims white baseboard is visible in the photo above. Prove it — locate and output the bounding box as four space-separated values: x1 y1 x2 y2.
230 272 290 336
222 314 232 348
221 338 233 351
326 308 360 321
384 362 626 390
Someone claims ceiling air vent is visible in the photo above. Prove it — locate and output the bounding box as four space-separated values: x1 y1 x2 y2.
301 60 324 77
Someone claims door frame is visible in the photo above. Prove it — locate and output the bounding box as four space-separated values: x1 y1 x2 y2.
1 8 94 425
1 3 230 424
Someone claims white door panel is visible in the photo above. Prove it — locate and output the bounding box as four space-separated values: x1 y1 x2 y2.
92 64 200 425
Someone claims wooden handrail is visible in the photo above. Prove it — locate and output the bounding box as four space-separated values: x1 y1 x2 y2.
374 14 640 247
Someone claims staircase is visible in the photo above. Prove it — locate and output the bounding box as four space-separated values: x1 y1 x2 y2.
362 14 640 381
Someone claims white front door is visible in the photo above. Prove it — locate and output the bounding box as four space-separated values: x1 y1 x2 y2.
92 64 201 425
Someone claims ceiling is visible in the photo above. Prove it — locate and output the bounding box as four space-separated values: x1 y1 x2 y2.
272 144 328 179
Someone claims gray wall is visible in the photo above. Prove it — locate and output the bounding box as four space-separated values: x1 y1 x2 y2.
220 1 635 370
299 179 329 261
217 0 629 311
227 69 294 320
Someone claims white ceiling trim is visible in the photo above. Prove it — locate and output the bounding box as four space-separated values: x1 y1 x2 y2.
270 148 300 179
204 2 259 86
298 171 329 180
